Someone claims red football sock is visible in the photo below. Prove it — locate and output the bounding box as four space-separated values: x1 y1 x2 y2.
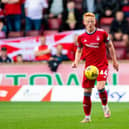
98 88 108 106
83 92 92 116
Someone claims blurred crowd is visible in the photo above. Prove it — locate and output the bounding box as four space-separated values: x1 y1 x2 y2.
0 0 129 67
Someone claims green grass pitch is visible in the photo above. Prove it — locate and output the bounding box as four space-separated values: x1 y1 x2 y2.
0 102 129 129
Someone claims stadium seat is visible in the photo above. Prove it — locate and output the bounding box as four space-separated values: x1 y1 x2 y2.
21 19 25 31
44 30 58 36
25 30 41 37
8 31 24 38
127 17 129 22
0 32 6 39
100 17 114 25
113 41 126 48
75 0 82 2
48 18 62 30
126 53 129 59
115 48 126 59
75 2 82 11
101 25 110 33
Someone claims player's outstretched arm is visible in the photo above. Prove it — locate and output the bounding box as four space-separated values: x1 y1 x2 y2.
107 41 119 71
72 48 83 68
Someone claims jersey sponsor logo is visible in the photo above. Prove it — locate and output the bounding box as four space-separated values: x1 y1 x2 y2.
85 43 99 48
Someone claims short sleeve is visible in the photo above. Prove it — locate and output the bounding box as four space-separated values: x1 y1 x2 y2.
104 31 110 44
77 36 83 49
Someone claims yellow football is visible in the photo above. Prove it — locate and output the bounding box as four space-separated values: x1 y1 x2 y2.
85 65 99 80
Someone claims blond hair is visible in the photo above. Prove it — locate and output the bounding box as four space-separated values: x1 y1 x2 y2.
83 12 95 19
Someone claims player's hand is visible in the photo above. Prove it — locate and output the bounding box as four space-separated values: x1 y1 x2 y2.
72 61 78 68
113 61 119 71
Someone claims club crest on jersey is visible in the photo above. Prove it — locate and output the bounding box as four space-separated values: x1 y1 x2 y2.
83 39 87 42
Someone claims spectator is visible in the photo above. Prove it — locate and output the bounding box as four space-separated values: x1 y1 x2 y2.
25 0 48 31
16 54 24 63
0 2 6 37
109 11 129 46
59 0 82 32
21 0 25 19
48 44 68 72
0 19 7 32
121 0 129 17
47 0 67 18
0 1 4 21
82 0 98 14
2 0 22 32
97 0 120 19
0 19 7 38
0 47 12 63
34 36 52 62
52 44 68 61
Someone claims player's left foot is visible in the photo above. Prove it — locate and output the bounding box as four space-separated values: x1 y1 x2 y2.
80 118 91 123
103 106 111 118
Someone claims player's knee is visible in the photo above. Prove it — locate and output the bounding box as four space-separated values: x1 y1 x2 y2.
97 86 105 91
84 88 92 93
96 81 105 90
98 88 105 93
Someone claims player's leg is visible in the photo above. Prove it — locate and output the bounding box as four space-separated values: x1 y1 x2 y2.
96 81 111 118
80 71 95 123
80 88 92 123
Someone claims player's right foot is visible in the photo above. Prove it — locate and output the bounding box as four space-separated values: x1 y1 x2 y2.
103 106 111 118
80 118 91 123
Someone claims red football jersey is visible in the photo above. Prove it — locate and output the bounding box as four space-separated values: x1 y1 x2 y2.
77 28 110 68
